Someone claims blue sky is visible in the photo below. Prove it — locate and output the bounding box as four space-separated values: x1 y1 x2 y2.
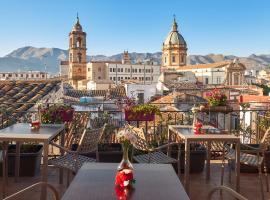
0 0 269 57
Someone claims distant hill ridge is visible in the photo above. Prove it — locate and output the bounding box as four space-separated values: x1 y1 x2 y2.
0 46 269 74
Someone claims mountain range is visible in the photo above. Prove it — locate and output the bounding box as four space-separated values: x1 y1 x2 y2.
0 46 269 74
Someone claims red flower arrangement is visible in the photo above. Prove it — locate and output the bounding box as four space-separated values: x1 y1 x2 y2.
194 122 203 134
115 169 135 199
205 89 227 106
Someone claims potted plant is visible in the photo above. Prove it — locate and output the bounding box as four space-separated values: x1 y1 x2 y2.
125 104 161 121
0 143 43 177
41 104 74 124
200 89 233 113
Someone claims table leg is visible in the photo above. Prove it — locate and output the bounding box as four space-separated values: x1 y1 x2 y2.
59 129 65 184
184 139 190 195
40 142 49 200
235 140 240 192
167 128 171 156
2 141 8 198
14 142 21 182
206 141 211 180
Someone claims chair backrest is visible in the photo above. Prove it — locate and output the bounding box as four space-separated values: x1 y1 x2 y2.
76 124 106 154
128 125 151 151
65 112 90 148
260 127 270 151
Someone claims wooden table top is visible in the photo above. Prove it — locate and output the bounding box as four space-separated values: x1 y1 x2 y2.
169 125 240 141
61 163 190 200
0 123 65 142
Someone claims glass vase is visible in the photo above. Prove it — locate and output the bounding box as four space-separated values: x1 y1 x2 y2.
117 143 133 171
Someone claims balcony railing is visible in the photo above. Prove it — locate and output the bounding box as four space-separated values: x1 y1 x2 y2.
0 101 269 145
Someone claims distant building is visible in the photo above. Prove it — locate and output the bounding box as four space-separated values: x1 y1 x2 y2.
174 58 246 86
162 16 187 68
0 71 49 80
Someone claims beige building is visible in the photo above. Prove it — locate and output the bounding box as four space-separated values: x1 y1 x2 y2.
0 71 49 80
174 58 246 86
162 17 187 68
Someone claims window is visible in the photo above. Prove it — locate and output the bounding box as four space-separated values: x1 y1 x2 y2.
36 74 39 77
135 69 137 73
113 68 115 72
121 68 123 72
118 68 120 72
88 68 90 72
205 78 209 84
98 76 101 79
70 53 72 62
139 69 141 73
76 37 82 48
77 53 82 63
180 56 183 63
78 68 82 73
42 75 45 78
172 56 175 63
110 77 112 80
31 74 34 78
110 68 112 72
128 69 130 73
113 77 116 81
118 77 120 81
21 74 23 77
98 67 101 72
164 57 167 63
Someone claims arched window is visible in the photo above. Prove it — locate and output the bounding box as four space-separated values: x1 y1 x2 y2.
69 53 72 62
78 68 82 73
69 38 72 47
164 57 167 63
180 55 183 63
172 56 175 63
234 73 239 85
76 37 82 48
77 53 82 63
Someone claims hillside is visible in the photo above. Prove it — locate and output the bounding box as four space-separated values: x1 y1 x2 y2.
0 46 268 74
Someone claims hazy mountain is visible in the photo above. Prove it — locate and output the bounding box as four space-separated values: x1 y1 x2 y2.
0 46 269 74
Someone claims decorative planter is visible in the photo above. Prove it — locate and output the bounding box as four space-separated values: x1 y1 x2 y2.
164 143 207 173
83 143 124 163
0 144 43 177
124 110 155 121
200 105 233 114
59 108 74 122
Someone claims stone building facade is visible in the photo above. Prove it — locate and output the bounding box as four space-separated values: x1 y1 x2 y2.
162 17 187 68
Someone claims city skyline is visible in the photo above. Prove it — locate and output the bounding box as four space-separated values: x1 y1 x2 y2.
0 0 269 57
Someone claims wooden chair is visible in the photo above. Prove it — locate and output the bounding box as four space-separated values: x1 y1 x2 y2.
221 127 270 200
129 125 181 177
3 182 60 200
49 125 106 179
208 185 248 200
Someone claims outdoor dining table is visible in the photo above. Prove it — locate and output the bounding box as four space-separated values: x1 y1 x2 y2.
0 123 65 200
168 125 240 196
61 163 190 200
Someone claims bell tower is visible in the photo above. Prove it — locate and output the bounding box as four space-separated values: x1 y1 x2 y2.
68 14 87 89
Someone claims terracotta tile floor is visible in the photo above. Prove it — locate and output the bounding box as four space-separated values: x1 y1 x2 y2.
0 161 269 200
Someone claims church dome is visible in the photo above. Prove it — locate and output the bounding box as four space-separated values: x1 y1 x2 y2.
72 16 83 32
164 18 186 46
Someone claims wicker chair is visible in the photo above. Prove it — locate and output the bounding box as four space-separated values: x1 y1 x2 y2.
49 125 106 177
208 185 248 200
3 182 60 200
221 127 270 200
129 125 181 177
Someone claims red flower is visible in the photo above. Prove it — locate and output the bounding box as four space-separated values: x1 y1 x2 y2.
115 186 128 200
115 169 134 188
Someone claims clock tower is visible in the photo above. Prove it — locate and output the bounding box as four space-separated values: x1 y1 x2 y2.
68 14 87 89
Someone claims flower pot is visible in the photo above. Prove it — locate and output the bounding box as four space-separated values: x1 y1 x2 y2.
82 143 124 163
0 144 43 177
59 109 74 122
200 105 233 114
162 144 206 173
124 110 155 121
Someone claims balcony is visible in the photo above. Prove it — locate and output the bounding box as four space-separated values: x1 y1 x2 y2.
0 101 270 199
